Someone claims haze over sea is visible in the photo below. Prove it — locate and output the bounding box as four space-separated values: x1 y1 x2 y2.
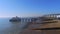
0 18 29 34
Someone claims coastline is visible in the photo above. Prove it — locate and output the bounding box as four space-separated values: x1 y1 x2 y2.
19 20 60 34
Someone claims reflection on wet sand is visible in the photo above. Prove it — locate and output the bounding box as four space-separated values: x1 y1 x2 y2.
0 22 21 34
0 21 31 34
0 22 19 34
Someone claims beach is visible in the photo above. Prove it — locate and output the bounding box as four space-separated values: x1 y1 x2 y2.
0 18 60 34
19 20 60 34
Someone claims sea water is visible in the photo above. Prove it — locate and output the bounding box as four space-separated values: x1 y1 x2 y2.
0 18 30 34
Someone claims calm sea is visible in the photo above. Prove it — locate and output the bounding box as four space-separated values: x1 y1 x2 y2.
0 18 29 34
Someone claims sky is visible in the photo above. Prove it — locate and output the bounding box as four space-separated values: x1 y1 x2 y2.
0 0 60 17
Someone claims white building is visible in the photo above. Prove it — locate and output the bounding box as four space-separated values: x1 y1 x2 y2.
42 14 60 19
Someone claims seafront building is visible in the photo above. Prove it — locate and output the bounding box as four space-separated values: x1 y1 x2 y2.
42 14 60 18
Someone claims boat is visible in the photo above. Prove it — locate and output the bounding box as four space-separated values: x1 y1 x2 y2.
9 16 21 22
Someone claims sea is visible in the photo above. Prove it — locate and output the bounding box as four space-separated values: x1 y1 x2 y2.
0 18 30 34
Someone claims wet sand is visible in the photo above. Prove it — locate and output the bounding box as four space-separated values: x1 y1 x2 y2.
20 29 41 34
19 20 60 34
19 22 42 34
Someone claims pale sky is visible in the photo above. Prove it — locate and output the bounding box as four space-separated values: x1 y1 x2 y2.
0 0 60 17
